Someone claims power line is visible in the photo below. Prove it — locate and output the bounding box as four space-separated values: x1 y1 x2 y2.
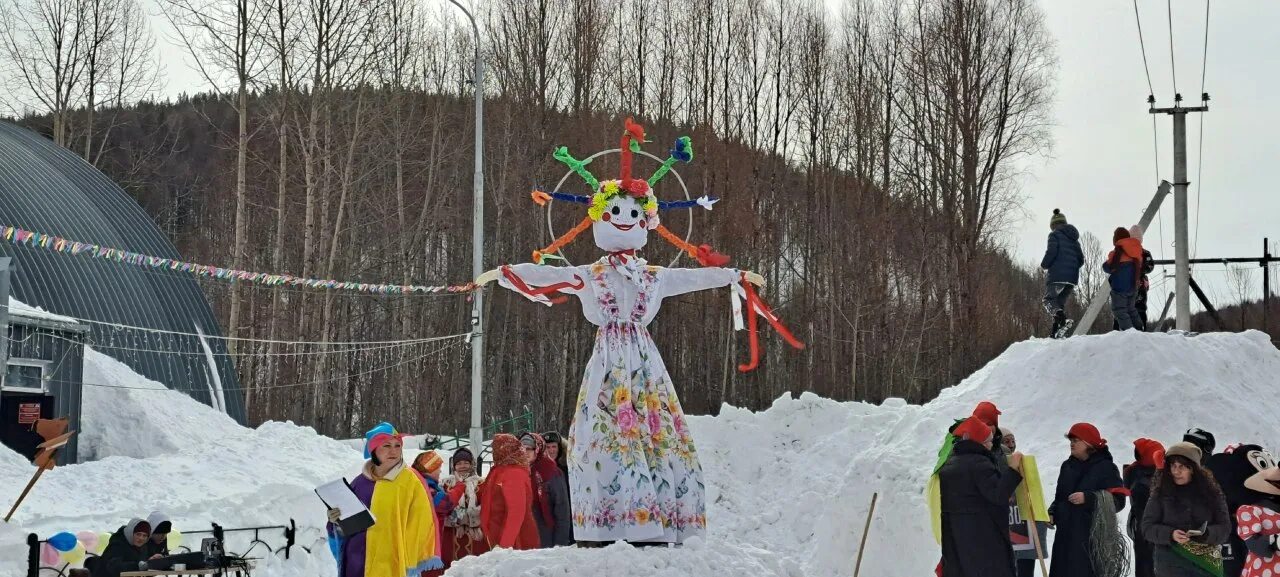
0 303 471 346
1167 0 1178 95
1132 0 1156 96
78 338 466 393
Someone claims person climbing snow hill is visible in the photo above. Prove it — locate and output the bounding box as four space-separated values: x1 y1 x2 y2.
1103 227 1146 331
1049 423 1129 577
938 416 1025 577
1041 208 1085 338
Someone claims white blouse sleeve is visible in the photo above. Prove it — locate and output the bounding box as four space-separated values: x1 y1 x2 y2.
657 267 739 299
497 264 588 304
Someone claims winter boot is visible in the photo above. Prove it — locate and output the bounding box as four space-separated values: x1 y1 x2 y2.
1053 311 1074 339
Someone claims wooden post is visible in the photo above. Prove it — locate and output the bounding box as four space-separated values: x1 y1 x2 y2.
1265 238 1271 338
853 492 878 577
1019 475 1050 577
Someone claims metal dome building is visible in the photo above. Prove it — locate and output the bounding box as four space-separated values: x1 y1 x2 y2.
0 121 244 423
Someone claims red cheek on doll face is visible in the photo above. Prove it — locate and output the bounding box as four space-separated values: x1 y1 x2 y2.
602 212 612 222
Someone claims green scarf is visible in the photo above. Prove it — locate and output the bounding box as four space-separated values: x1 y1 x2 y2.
1172 541 1224 577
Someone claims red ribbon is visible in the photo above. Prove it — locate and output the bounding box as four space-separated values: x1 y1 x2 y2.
607 249 636 268
501 266 584 305
738 273 805 373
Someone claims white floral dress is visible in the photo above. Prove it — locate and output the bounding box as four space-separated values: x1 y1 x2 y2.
498 256 739 543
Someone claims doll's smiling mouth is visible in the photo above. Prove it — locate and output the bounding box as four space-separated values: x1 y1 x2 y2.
611 222 636 231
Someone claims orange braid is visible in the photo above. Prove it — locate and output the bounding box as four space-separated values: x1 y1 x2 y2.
533 216 594 263
655 224 699 259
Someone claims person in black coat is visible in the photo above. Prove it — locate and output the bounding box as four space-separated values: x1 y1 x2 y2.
1049 423 1128 577
1041 209 1085 337
91 518 162 577
1126 438 1166 577
1139 442 1231 577
938 416 1025 577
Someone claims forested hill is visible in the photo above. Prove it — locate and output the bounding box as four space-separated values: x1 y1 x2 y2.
9 0 1055 437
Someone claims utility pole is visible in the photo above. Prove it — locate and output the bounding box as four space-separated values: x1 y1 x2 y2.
448 0 487 461
1150 94 1208 331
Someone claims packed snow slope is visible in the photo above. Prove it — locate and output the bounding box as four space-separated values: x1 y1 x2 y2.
2 330 1278 577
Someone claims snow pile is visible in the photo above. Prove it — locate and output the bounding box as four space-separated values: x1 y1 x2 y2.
3 330 1278 577
449 330 1280 577
6 298 79 325
78 347 247 461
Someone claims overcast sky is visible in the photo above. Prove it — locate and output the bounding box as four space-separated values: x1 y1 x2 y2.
143 0 1278 312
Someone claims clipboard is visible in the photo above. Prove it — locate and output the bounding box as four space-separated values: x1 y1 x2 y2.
315 478 376 535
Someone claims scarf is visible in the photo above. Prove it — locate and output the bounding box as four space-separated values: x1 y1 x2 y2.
443 473 484 540
1172 541 1224 577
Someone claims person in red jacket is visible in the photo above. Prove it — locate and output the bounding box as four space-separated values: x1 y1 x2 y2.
480 434 540 550
1102 227 1146 331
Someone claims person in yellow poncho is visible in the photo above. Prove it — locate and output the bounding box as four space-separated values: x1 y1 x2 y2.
326 422 444 577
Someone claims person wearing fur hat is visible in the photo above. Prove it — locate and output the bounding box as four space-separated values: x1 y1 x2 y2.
937 415 1025 577
479 434 540 550
96 518 160 577
325 422 444 577
1103 226 1146 331
442 448 488 564
542 431 570 480
1140 442 1231 576
520 432 573 548
1049 423 1129 577
1126 439 1167 577
1041 209 1085 338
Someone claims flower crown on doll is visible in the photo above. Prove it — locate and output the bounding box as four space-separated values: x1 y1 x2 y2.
528 118 728 267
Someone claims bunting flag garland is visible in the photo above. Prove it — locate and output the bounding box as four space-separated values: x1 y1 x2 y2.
0 225 477 295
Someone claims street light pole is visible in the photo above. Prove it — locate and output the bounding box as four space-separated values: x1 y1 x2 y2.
447 0 486 461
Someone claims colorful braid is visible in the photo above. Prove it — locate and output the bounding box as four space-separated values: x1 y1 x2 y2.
533 216 594 264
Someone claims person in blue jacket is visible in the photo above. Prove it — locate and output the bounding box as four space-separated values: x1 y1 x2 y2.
1040 209 1085 337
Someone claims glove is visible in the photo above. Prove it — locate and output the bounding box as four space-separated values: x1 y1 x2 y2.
327 507 342 524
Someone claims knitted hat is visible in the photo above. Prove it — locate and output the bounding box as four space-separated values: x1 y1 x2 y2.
1113 227 1131 244
1067 422 1106 448
1133 438 1166 468
1050 209 1068 228
972 401 1001 427
1128 224 1144 241
415 451 443 474
1184 428 1216 456
952 416 993 443
363 422 403 459
450 447 475 466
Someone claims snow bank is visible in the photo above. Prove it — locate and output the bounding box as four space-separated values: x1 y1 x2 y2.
78 347 247 461
2 330 1277 577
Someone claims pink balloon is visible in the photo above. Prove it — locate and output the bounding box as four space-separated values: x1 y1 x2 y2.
40 542 60 566
75 531 98 552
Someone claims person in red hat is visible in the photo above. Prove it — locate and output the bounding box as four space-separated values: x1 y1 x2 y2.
937 416 1025 577
972 401 1010 466
1049 423 1129 577
1126 438 1167 577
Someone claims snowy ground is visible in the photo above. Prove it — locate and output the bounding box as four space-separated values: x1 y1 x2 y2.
3 330 1278 577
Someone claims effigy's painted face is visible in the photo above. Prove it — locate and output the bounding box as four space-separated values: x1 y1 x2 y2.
593 194 652 252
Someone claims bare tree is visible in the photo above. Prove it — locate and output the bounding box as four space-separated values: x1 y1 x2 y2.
80 0 157 164
1228 265 1255 329
162 0 269 353
0 0 88 146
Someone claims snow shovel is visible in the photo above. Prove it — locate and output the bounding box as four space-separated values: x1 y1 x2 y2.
853 492 877 577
